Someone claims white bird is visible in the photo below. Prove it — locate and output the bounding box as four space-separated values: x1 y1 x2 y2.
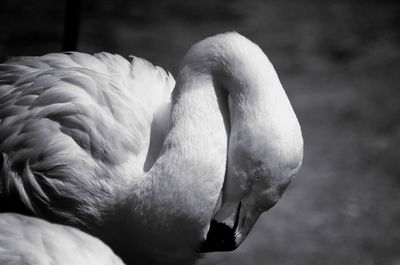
0 32 303 264
0 213 124 265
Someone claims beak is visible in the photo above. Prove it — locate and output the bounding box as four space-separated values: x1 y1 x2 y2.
199 200 261 252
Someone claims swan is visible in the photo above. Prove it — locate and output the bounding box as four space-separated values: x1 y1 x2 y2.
0 32 303 264
0 213 124 265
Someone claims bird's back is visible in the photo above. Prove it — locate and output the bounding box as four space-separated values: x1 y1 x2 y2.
0 213 125 265
0 52 174 225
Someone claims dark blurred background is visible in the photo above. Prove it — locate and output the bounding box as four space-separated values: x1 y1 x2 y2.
1 0 399 264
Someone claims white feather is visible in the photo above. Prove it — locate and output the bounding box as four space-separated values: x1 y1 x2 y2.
0 213 124 265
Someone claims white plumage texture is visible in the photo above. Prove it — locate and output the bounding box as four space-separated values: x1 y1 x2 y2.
0 213 124 265
0 52 174 220
0 32 303 264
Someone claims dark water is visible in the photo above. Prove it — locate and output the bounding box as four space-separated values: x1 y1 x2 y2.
1 0 400 264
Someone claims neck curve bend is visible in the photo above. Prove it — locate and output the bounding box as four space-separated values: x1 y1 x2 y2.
111 32 297 265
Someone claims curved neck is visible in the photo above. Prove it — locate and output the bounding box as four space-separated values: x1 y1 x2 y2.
105 33 296 264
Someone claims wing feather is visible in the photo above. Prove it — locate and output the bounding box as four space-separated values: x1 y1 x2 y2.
0 52 175 224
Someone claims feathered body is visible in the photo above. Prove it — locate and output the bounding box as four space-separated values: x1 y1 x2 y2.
0 213 124 265
0 52 174 223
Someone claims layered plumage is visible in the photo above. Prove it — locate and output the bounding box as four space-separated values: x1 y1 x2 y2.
0 213 124 265
0 32 303 264
0 52 174 221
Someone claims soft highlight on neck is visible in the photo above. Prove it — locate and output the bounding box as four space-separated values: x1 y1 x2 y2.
181 32 303 172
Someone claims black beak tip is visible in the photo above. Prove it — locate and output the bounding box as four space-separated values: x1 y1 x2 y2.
199 220 237 253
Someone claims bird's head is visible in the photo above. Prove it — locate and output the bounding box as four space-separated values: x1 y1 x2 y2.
192 32 304 252
201 121 303 251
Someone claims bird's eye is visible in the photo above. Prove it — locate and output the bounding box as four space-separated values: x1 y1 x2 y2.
255 175 261 182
